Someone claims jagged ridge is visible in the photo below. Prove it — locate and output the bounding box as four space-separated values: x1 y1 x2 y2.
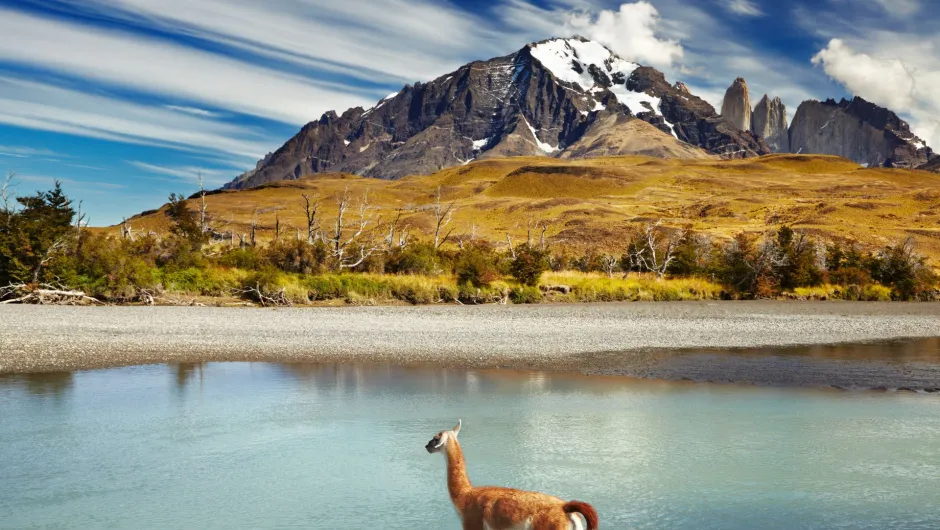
226 37 766 189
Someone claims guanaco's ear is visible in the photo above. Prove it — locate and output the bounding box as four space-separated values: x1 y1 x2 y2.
453 419 462 436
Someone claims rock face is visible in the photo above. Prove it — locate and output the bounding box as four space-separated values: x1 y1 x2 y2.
627 69 769 158
226 37 770 189
789 97 933 168
721 78 752 132
751 95 789 153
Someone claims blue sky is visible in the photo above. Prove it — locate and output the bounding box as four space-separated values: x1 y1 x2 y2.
0 0 937 225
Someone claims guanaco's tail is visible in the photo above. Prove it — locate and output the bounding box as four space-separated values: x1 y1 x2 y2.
563 500 598 529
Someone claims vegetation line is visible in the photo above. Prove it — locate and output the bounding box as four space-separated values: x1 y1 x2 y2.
0 179 937 306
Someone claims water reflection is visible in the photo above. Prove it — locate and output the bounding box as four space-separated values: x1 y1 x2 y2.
273 362 654 398
735 337 940 363
172 362 206 392
0 372 73 400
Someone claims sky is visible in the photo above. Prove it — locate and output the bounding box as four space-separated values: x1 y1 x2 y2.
0 0 937 225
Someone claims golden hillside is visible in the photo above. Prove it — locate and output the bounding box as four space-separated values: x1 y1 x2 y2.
120 154 940 261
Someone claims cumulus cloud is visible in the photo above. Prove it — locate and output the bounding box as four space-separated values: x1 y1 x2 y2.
566 2 684 69
725 0 764 17
811 39 916 109
812 37 940 148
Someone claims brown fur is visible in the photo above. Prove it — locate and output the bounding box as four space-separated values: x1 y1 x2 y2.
443 435 598 529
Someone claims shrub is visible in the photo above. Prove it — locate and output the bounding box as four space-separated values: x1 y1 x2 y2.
386 243 444 276
509 285 542 304
870 238 936 300
216 247 265 270
265 239 328 274
455 242 501 287
510 244 549 286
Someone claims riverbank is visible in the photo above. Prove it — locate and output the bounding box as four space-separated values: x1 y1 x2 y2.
2 302 940 390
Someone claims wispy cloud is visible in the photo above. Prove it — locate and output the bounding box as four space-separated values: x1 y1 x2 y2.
725 0 764 17
0 76 275 158
17 174 126 191
128 161 233 186
0 145 61 158
0 6 375 125
164 105 219 118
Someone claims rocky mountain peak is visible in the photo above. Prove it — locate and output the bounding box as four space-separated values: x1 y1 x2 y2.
225 38 771 189
751 94 789 153
790 96 933 168
721 77 752 132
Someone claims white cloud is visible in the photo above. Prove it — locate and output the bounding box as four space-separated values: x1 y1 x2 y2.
0 76 273 159
871 0 920 17
0 7 373 125
55 0 503 85
812 36 940 149
127 161 232 186
164 105 219 118
725 0 764 17
812 39 916 110
566 2 684 69
0 145 61 158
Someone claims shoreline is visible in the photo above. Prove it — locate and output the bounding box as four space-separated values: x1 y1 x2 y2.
2 302 940 390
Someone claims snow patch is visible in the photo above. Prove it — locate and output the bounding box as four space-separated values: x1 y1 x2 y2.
359 143 370 153
523 117 558 154
472 137 491 150
343 140 351 146
530 38 639 94
383 92 398 101
663 116 678 139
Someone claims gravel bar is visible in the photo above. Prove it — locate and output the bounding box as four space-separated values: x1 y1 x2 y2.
3 302 940 389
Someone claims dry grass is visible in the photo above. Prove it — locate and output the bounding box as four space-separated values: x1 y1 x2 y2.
111 154 940 264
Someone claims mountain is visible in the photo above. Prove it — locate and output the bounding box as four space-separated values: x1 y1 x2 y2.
751 95 789 153
721 78 752 132
225 37 766 189
788 97 933 168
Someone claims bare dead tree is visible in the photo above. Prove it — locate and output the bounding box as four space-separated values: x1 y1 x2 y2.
601 255 618 278
121 217 132 240
327 187 382 269
506 233 516 259
384 207 409 249
197 171 209 235
248 213 258 247
539 222 549 252
273 212 281 243
301 192 321 244
432 186 457 249
629 221 678 279
1 171 16 218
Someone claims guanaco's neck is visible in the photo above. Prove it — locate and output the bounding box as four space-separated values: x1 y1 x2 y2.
445 438 472 503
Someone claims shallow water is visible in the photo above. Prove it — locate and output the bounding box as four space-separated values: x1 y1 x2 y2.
1 363 939 529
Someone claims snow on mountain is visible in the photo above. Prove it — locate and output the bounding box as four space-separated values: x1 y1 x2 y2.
529 37 670 131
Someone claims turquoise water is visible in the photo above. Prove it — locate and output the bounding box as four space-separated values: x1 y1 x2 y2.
1 363 939 529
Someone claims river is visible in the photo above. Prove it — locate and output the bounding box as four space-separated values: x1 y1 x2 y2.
2 362 939 529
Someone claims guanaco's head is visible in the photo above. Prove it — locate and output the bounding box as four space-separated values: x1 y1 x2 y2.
425 419 461 454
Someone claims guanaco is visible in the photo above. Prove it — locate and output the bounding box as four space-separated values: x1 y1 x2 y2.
425 420 598 530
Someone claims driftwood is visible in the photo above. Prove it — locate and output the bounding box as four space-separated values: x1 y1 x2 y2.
233 284 292 307
0 283 104 305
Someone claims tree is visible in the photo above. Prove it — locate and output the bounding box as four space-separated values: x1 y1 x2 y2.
327 188 382 269
432 186 456 249
165 193 206 250
870 237 936 300
455 241 500 287
0 181 77 284
771 226 822 290
509 244 549 286
301 192 320 244
627 222 678 279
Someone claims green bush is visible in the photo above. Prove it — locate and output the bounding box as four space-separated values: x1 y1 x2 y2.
216 247 265 270
509 286 542 304
265 239 328 274
386 243 444 275
455 242 501 287
509 244 549 286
